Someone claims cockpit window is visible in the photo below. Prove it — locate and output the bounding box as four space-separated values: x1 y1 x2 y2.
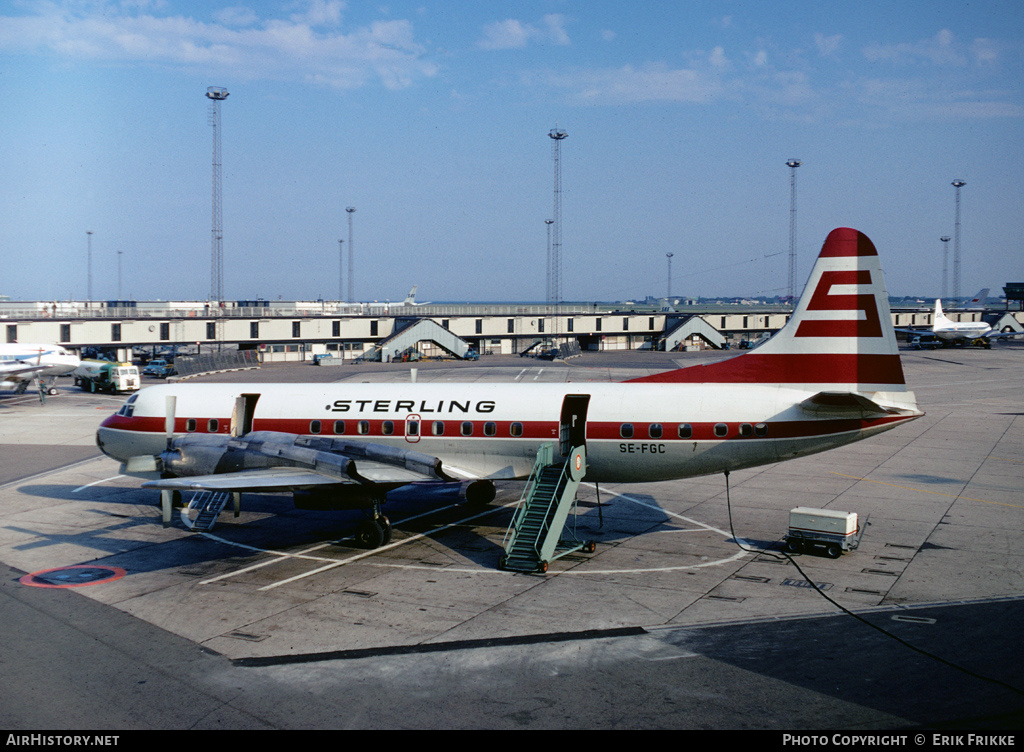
115 393 139 417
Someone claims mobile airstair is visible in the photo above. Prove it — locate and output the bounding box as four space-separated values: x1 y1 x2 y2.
180 490 236 532
500 442 594 573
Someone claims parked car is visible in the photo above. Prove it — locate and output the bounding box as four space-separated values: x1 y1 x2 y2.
143 359 175 378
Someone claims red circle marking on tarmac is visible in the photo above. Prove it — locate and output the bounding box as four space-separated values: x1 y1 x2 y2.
19 565 127 589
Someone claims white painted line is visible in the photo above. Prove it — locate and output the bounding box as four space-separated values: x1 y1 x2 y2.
73 475 125 493
256 502 510 591
197 484 750 586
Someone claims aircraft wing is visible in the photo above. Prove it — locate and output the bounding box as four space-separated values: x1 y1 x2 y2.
143 435 469 493
985 330 1024 340
143 467 346 492
142 459 449 493
0 361 47 380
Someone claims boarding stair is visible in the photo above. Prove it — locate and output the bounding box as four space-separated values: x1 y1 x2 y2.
180 490 234 532
500 442 594 573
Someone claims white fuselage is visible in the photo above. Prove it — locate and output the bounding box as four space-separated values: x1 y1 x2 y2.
933 320 992 341
0 343 80 386
97 380 916 484
933 301 992 341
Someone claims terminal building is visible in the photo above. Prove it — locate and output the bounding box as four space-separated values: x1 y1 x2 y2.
2 298 1021 366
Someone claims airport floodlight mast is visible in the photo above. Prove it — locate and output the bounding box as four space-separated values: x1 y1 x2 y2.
338 239 344 302
549 128 567 310
545 219 554 302
207 86 229 302
86 231 93 302
940 235 951 303
786 159 801 303
952 179 966 306
346 207 356 303
666 253 674 299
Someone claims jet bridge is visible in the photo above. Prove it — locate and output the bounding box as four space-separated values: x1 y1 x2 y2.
359 318 473 362
661 314 725 351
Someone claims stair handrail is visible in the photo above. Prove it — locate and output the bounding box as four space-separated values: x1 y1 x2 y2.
501 443 556 551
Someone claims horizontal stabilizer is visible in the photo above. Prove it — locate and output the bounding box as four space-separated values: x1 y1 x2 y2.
798 391 906 417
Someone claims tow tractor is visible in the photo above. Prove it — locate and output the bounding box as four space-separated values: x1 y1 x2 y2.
784 507 867 559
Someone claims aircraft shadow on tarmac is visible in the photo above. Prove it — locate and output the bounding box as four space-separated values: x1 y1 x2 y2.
665 598 1024 728
12 481 684 575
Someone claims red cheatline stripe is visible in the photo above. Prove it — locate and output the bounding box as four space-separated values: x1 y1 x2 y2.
625 353 906 385
102 414 913 442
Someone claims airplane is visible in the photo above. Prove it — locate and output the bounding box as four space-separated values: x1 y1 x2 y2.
402 285 430 306
898 292 1020 348
355 287 428 314
0 343 81 399
965 288 990 308
96 227 923 549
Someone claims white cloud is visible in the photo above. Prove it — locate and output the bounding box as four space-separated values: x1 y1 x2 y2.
290 0 345 28
814 33 842 57
477 14 570 50
553 63 723 105
863 29 967 66
971 38 999 65
0 1 435 91
708 46 729 70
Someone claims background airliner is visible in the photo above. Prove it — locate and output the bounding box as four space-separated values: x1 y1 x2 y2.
898 293 1021 348
0 343 80 397
96 228 922 547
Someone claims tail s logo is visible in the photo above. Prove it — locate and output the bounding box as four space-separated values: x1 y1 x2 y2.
795 270 883 338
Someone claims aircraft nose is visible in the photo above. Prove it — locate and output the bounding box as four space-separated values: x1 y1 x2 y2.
95 425 118 460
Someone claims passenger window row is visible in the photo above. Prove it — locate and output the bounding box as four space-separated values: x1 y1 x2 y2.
618 422 768 439
179 419 767 439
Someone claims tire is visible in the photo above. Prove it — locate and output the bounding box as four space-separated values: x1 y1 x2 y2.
826 543 842 559
356 519 385 549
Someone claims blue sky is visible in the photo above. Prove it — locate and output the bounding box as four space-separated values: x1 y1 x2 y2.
2 0 1022 303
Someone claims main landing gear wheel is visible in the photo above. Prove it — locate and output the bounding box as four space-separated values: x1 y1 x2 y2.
355 515 392 549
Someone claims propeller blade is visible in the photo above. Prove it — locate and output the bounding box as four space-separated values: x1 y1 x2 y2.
164 395 177 449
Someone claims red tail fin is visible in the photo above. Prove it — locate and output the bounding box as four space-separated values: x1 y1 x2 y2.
628 228 908 391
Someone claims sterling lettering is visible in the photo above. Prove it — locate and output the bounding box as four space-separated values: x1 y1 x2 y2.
330 399 495 414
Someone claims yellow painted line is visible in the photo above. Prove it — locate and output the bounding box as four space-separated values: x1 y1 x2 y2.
830 472 1024 509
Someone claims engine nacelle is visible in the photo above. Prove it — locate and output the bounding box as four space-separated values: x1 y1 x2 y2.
294 479 496 511
160 432 355 480
385 479 496 506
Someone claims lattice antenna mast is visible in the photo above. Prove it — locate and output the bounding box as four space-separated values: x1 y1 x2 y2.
549 128 568 308
207 87 229 301
952 179 966 306
786 159 801 302
545 219 554 302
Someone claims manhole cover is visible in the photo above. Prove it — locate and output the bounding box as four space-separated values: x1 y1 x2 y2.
19 566 127 589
